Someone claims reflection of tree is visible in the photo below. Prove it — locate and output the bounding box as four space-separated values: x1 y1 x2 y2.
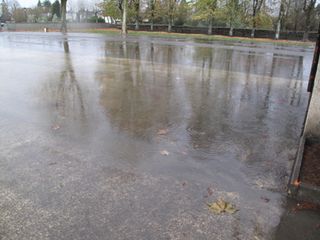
263 53 276 108
40 38 86 131
288 56 304 106
185 46 309 166
99 39 309 161
55 39 85 122
97 41 179 139
186 48 233 149
97 41 310 228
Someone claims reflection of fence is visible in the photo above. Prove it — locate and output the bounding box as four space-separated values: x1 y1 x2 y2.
6 23 318 41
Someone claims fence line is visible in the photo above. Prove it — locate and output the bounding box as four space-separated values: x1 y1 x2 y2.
4 23 318 41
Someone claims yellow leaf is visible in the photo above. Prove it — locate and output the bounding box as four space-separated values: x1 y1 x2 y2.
207 199 237 214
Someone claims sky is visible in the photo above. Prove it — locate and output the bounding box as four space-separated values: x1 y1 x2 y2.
16 0 39 7
16 0 100 9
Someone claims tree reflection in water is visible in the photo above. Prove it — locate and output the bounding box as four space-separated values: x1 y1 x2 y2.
56 39 85 120
42 37 87 133
97 42 179 139
97 41 308 148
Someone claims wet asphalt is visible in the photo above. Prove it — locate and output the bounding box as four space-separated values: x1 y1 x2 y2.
0 32 319 240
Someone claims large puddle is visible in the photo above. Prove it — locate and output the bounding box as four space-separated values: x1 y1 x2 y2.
0 32 314 239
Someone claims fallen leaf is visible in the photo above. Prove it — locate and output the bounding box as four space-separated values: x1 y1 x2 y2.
293 179 301 187
157 128 169 135
207 199 237 214
160 150 169 156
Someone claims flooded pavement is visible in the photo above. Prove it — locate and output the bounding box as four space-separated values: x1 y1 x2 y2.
0 32 316 239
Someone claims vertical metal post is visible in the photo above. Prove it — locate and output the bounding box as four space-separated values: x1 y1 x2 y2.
308 22 320 92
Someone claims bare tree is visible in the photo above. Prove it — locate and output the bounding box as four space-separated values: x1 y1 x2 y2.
0 0 11 22
275 0 287 39
224 0 242 36
145 0 161 31
132 0 140 30
303 0 316 41
251 0 264 38
282 0 291 30
193 0 218 35
166 0 178 32
148 0 155 31
119 0 128 35
61 0 67 32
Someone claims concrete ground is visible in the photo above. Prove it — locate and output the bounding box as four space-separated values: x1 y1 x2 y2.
0 32 319 240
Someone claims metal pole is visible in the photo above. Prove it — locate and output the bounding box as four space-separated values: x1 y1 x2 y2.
307 21 320 92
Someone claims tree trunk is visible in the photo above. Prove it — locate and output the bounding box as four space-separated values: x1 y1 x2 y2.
293 0 298 32
293 19 297 32
168 18 172 32
303 10 312 41
275 0 285 40
251 9 256 38
150 0 155 31
303 20 310 41
251 14 256 38
121 0 128 36
134 0 139 30
229 26 233 36
302 0 316 41
208 18 213 35
283 0 291 31
294 8 298 31
303 31 309 42
60 0 67 33
275 19 281 40
251 28 255 38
